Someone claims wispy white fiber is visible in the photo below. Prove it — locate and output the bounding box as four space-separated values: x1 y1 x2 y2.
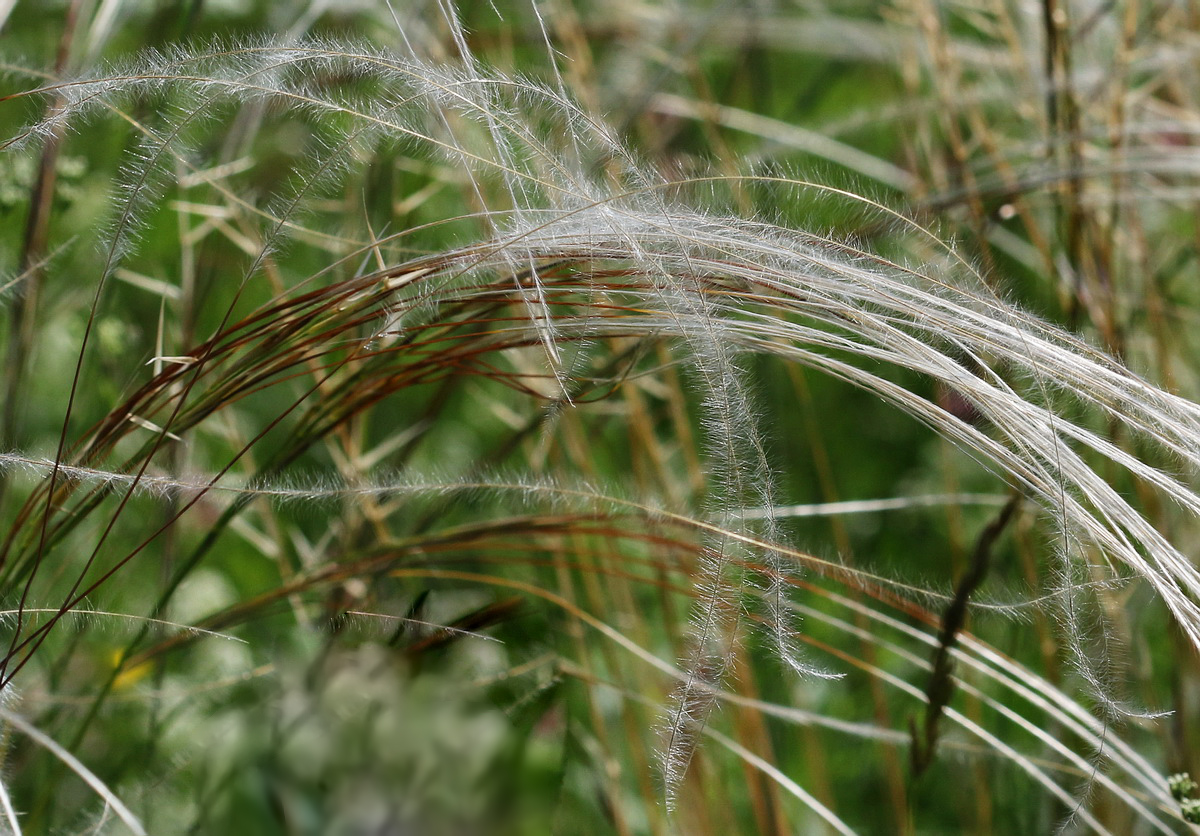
743 493 1011 519
0 708 145 835
0 771 19 836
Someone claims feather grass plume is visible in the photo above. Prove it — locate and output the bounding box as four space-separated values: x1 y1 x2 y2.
0 29 1198 830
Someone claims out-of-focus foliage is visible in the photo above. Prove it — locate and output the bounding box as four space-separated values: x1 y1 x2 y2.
1 1 1199 834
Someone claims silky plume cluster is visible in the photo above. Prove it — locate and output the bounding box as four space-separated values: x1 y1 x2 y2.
2 37 1199 823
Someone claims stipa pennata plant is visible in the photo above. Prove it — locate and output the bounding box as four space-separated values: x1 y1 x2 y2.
0 27 1197 834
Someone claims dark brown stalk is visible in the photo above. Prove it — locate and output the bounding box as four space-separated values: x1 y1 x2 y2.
910 493 1020 777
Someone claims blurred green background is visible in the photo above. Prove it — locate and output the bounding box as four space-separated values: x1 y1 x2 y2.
2 1 1199 833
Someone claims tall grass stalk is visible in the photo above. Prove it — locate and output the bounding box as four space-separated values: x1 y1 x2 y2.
0 4 1198 833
